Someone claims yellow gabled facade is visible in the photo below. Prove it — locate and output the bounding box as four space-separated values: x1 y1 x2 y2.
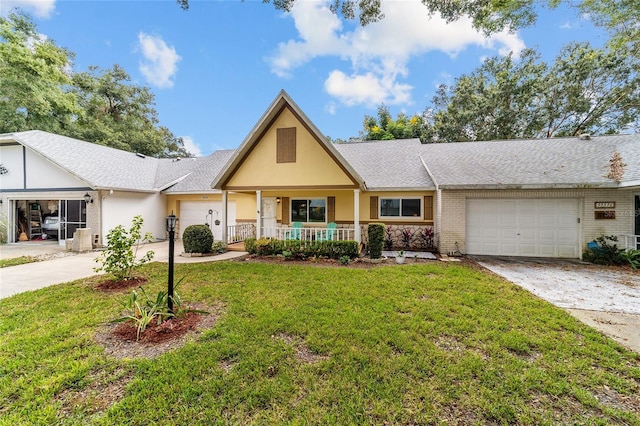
224 106 357 190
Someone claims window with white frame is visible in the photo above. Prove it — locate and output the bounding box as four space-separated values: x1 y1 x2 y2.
380 198 421 218
291 198 326 223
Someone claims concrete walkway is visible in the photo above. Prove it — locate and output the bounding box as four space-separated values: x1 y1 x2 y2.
0 241 247 299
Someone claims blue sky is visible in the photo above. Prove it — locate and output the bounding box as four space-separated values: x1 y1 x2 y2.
2 0 608 156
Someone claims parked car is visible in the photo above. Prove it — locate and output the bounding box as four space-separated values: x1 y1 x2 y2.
43 215 59 238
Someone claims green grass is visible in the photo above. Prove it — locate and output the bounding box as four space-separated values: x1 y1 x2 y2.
1 261 639 425
0 255 37 268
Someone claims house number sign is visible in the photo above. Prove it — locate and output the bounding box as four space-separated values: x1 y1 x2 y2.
594 201 615 209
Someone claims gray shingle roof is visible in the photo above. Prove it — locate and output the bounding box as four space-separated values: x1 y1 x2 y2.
3 130 231 193
6 130 639 193
335 138 435 190
419 134 640 189
162 150 235 193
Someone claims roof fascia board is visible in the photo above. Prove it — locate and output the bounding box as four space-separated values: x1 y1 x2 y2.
438 183 621 190
617 180 640 188
365 186 437 192
418 154 439 190
157 173 192 192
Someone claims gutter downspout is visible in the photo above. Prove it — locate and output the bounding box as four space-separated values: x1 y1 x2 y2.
419 155 441 250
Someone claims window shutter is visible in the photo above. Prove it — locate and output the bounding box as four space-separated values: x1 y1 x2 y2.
423 195 433 221
276 128 296 163
327 196 335 223
370 196 378 219
281 197 290 225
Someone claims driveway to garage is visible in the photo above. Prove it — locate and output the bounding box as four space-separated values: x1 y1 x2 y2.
476 257 640 353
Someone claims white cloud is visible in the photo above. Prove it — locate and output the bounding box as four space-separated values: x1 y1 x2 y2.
0 0 55 18
324 101 337 115
324 70 412 107
180 136 202 157
268 0 525 107
137 32 181 89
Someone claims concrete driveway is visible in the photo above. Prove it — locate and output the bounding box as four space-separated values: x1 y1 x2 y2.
0 240 246 300
476 256 640 353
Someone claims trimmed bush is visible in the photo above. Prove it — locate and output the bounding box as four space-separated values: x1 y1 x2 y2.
368 223 385 259
183 224 214 254
582 235 625 266
244 238 359 259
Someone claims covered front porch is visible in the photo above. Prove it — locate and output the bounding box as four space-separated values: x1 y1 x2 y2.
220 189 362 244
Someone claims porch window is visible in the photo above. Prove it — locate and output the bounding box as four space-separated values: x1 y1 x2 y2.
380 198 421 218
291 198 326 223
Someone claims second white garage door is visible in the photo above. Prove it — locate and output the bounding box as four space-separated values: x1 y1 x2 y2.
180 201 236 242
466 199 580 258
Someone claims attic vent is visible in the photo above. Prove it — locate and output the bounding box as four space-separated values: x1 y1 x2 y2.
172 157 181 162
136 153 146 158
579 133 591 140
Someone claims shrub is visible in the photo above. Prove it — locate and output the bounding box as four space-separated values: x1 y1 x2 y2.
183 225 213 254
212 241 227 253
582 235 625 265
94 215 154 281
620 249 640 269
368 223 385 259
401 228 414 250
244 238 359 259
417 226 436 250
384 226 394 250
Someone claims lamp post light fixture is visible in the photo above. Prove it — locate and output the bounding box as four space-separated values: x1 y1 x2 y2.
166 211 178 314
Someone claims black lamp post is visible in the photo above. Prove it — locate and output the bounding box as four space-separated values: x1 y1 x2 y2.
166 211 178 314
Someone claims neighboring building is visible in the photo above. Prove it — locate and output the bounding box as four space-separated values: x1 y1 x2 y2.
1 90 638 258
0 131 236 245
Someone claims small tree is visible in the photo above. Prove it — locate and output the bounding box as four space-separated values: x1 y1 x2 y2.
94 215 154 281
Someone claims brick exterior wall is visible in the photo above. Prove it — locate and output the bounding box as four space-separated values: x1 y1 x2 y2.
439 188 636 257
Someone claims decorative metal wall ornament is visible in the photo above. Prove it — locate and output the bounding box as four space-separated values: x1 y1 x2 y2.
0 163 7 175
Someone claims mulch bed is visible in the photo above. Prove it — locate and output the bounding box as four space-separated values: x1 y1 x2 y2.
95 303 222 359
94 276 147 292
112 311 203 344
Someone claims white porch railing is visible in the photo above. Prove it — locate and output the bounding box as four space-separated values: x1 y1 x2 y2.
262 226 355 241
620 234 640 250
227 224 256 243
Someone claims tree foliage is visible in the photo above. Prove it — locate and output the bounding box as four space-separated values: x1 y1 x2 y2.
360 104 425 141
70 65 173 156
421 43 639 142
0 13 190 158
0 12 79 134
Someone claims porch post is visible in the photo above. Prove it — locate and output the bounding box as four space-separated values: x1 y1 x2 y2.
256 190 262 239
221 190 228 243
353 189 360 244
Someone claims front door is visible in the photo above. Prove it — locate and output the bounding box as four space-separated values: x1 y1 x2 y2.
262 197 277 237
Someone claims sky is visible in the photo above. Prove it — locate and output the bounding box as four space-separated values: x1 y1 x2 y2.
1 0 609 156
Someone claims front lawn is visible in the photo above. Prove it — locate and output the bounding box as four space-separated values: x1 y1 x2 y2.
1 261 639 424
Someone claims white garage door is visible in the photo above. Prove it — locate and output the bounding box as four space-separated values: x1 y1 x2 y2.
180 201 236 242
466 199 579 258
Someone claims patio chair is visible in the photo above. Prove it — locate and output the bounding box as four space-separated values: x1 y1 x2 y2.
316 222 337 241
285 222 302 240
